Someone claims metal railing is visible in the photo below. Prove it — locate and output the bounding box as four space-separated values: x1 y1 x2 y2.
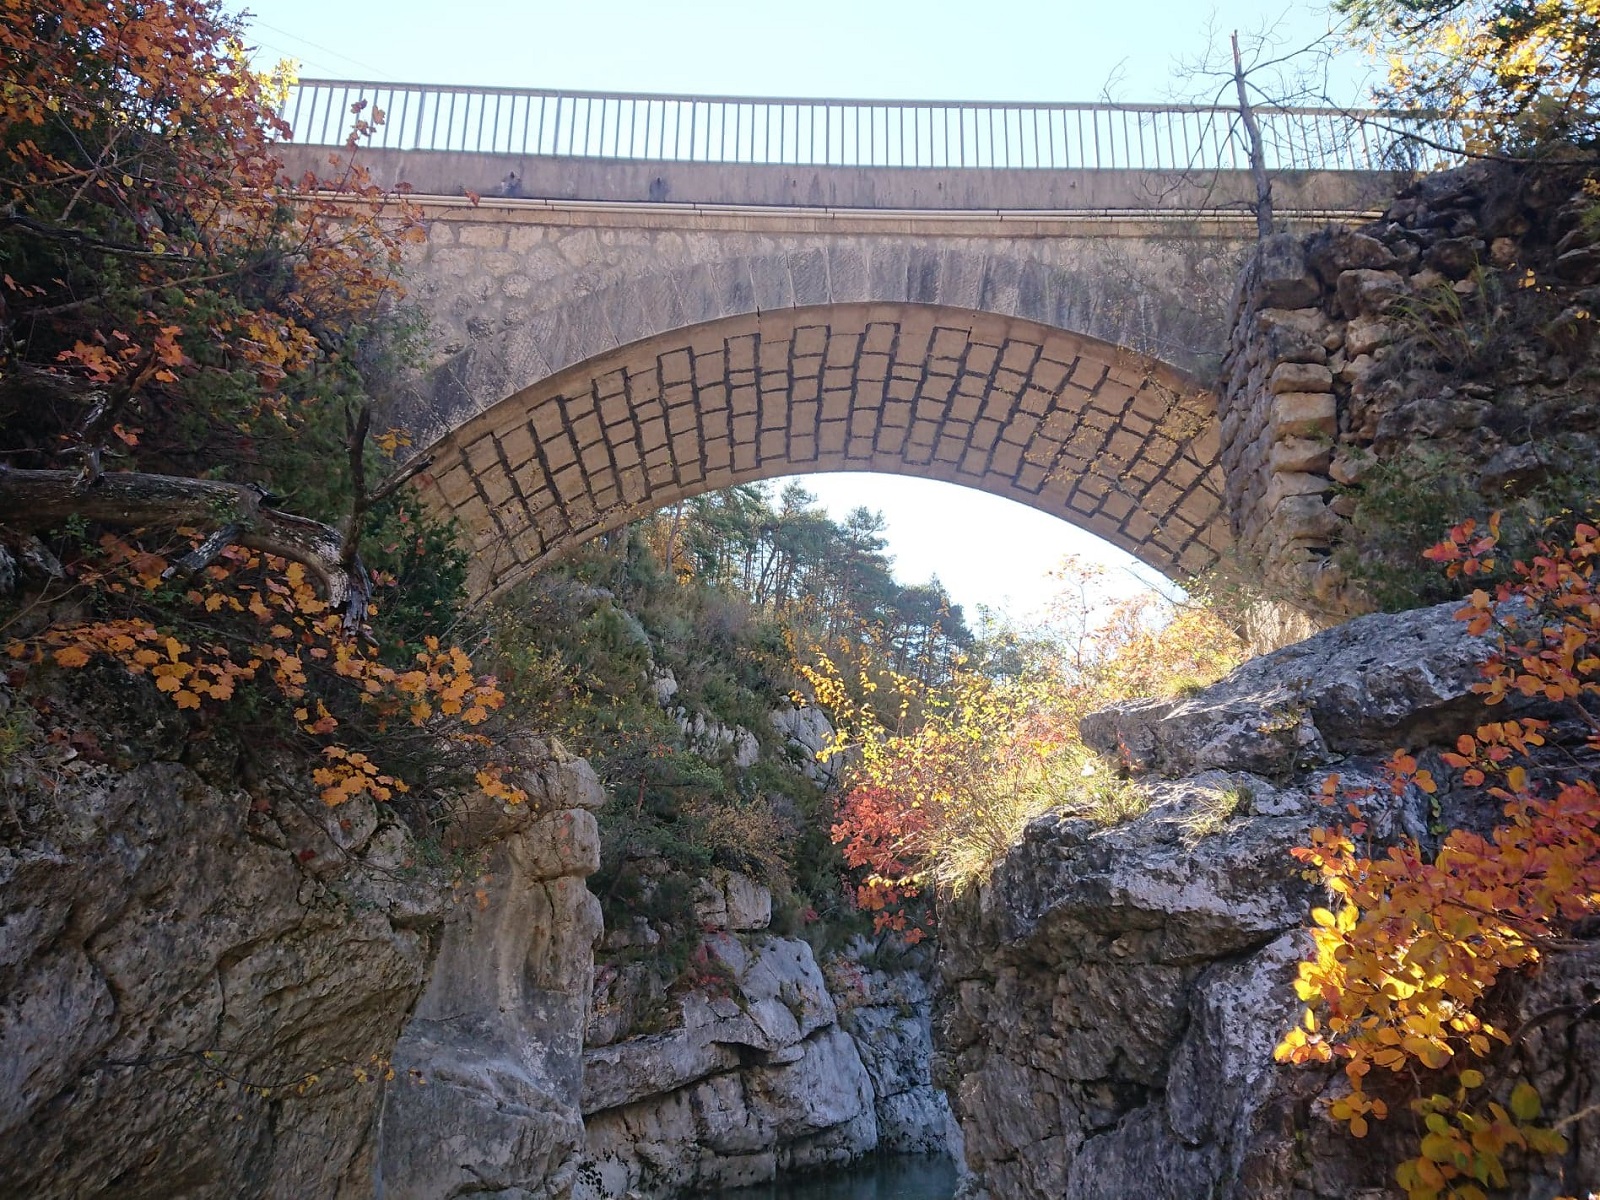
282 79 1457 173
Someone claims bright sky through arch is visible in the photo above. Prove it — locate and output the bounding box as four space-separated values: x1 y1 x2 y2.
240 0 1366 617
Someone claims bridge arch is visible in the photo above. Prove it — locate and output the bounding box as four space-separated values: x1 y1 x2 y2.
414 302 1231 597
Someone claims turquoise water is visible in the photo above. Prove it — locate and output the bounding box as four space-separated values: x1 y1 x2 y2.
711 1155 958 1200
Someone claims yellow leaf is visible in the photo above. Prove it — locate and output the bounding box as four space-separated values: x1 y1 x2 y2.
1509 1081 1541 1122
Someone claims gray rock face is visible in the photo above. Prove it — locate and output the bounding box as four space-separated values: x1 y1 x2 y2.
1079 600 1494 780
939 603 1600 1200
576 933 960 1199
377 746 605 1200
0 751 443 1200
575 935 879 1198
836 958 963 1157
771 702 839 784
0 706 605 1200
692 868 773 932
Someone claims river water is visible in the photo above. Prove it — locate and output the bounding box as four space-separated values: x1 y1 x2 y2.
710 1155 958 1200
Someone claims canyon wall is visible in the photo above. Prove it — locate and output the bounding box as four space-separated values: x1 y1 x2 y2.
936 603 1600 1199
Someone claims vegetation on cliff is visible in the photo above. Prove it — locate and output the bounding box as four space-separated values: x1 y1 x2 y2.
484 483 975 982
1278 516 1600 1199
0 2 524 825
815 561 1247 935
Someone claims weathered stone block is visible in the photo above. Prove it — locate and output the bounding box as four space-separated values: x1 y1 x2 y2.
1270 392 1337 439
1264 470 1332 511
1336 268 1406 318
1269 436 1332 474
1305 226 1398 280
1424 236 1482 280
1344 316 1393 358
1268 361 1333 394
1250 232 1321 308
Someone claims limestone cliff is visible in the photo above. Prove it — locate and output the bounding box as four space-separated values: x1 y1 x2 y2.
0 674 602 1200
577 874 957 1200
937 603 1600 1199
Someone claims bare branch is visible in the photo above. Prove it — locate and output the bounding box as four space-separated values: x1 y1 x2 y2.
366 453 436 507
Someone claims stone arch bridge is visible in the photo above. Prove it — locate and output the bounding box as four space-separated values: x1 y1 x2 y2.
279 80 1423 594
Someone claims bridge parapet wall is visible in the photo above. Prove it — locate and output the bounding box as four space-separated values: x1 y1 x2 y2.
279 145 1405 215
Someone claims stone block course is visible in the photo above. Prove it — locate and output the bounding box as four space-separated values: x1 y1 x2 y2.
1271 392 1337 439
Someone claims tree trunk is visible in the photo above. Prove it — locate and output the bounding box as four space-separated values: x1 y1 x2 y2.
0 467 355 607
1232 30 1275 240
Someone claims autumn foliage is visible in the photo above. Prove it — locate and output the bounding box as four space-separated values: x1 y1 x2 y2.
4 530 521 808
0 4 537 818
0 1 421 465
814 561 1248 934
1276 514 1600 1200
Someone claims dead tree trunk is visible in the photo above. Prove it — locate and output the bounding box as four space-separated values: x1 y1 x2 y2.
1233 30 1275 239
0 467 357 609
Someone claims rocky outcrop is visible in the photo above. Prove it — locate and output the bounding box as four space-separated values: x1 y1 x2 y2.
938 602 1600 1200
577 928 877 1198
834 954 963 1157
0 676 603 1200
771 702 839 786
578 873 956 1199
377 746 606 1200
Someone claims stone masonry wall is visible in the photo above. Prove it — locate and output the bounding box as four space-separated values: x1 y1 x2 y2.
1220 161 1600 616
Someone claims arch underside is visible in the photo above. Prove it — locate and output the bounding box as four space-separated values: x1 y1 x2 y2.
416 303 1232 597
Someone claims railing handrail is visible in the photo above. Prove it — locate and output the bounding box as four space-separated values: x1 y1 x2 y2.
278 78 1459 173
289 76 1406 120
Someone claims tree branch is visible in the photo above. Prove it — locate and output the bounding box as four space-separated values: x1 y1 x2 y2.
0 466 359 611
1 211 190 260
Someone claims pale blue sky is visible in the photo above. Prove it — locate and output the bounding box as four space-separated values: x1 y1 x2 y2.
241 0 1367 617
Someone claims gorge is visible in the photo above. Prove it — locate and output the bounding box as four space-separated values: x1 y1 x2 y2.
4 6 1600 1197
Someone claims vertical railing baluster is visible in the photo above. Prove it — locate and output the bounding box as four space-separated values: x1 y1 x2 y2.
288 84 306 142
